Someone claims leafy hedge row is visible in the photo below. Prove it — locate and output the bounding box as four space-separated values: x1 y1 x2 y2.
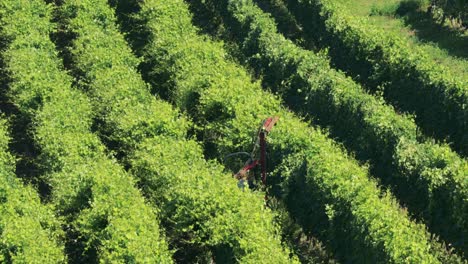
113 0 456 262
196 0 468 254
0 0 172 262
0 119 65 262
56 0 296 262
286 0 468 156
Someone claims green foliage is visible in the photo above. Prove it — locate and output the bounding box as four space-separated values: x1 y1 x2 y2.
369 2 401 16
286 0 468 156
57 0 296 262
0 119 65 262
0 0 172 262
430 0 468 26
194 0 468 256
113 0 452 262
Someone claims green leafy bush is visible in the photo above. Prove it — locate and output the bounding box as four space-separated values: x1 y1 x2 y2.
0 0 172 262
112 0 454 262
56 0 296 262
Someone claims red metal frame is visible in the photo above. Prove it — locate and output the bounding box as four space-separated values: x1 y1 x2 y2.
234 117 279 189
